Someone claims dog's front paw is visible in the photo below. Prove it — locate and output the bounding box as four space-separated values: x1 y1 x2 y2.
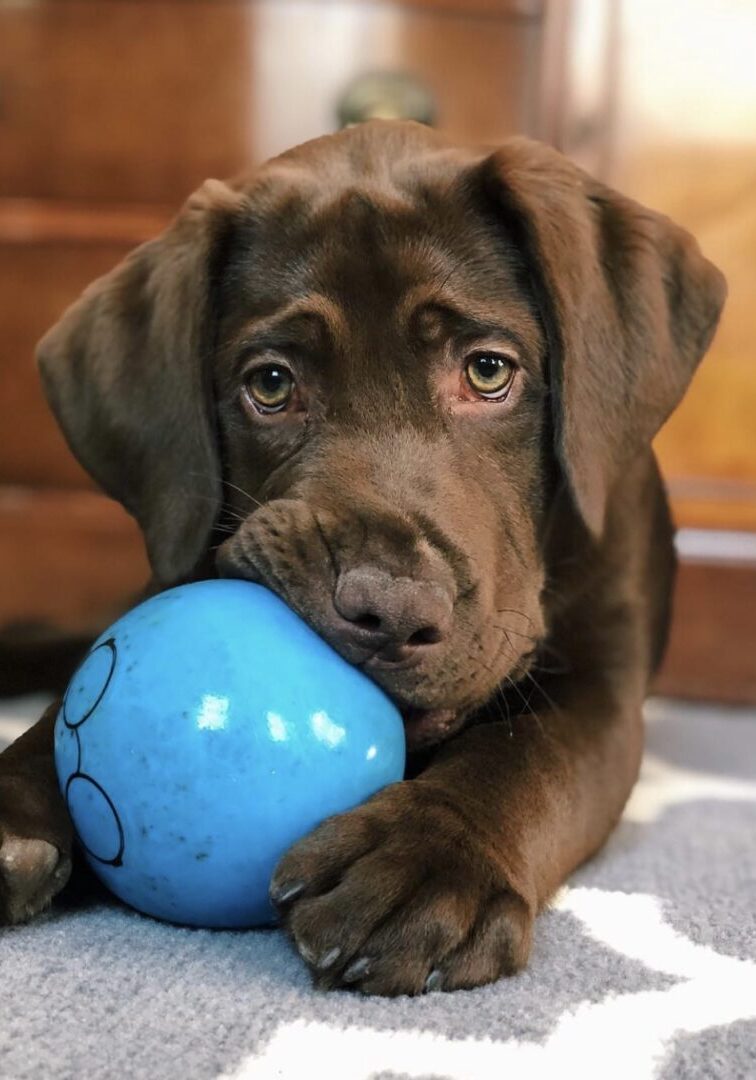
270 781 532 996
0 830 71 925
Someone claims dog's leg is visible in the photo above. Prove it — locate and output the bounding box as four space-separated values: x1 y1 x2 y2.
0 703 74 923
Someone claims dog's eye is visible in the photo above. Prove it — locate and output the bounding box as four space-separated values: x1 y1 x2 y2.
244 365 295 413
464 353 515 399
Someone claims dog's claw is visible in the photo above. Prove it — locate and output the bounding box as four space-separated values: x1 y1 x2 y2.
342 956 372 983
270 880 306 907
297 941 317 965
318 946 342 970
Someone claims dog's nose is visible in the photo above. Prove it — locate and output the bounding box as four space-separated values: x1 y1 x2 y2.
333 566 453 660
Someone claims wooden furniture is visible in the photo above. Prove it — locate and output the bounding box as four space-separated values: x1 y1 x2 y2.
1 0 753 700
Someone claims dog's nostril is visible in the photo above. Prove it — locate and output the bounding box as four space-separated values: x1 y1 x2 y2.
333 565 453 654
407 625 442 647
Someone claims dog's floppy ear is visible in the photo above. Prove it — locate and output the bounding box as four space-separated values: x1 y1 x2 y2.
37 180 247 584
483 139 726 536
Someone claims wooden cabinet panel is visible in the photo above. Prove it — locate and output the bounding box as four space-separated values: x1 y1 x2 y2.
655 546 756 704
0 488 148 634
0 2 258 204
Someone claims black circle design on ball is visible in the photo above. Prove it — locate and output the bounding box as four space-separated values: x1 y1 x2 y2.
65 772 125 867
63 638 118 730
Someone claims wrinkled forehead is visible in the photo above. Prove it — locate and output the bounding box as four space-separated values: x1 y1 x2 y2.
219 155 542 362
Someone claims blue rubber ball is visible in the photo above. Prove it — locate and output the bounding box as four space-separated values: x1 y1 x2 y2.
54 580 405 928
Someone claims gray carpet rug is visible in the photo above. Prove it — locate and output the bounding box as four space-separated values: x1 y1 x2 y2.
1 697 755 1080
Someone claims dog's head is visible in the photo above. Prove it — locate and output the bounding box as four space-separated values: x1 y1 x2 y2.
37 122 725 749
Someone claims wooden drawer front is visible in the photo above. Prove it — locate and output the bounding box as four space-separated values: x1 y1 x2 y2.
0 1 541 204
655 545 756 705
0 238 136 489
0 2 258 204
0 487 149 634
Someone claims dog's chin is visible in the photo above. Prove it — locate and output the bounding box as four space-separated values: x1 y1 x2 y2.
401 707 466 752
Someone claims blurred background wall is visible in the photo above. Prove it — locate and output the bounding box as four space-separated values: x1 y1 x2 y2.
1 0 754 699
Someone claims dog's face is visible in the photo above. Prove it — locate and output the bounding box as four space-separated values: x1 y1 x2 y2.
212 157 550 746
36 123 725 750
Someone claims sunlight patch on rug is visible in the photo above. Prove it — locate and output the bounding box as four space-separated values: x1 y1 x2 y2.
624 753 756 824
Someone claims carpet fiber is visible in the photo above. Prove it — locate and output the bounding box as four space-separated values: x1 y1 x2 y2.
1 698 755 1079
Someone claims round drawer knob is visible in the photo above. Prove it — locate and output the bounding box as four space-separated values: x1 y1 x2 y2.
337 71 436 128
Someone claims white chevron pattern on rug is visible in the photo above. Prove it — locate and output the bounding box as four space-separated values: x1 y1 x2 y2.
224 889 756 1080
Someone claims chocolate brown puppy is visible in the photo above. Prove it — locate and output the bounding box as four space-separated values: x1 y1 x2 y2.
0 122 725 994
